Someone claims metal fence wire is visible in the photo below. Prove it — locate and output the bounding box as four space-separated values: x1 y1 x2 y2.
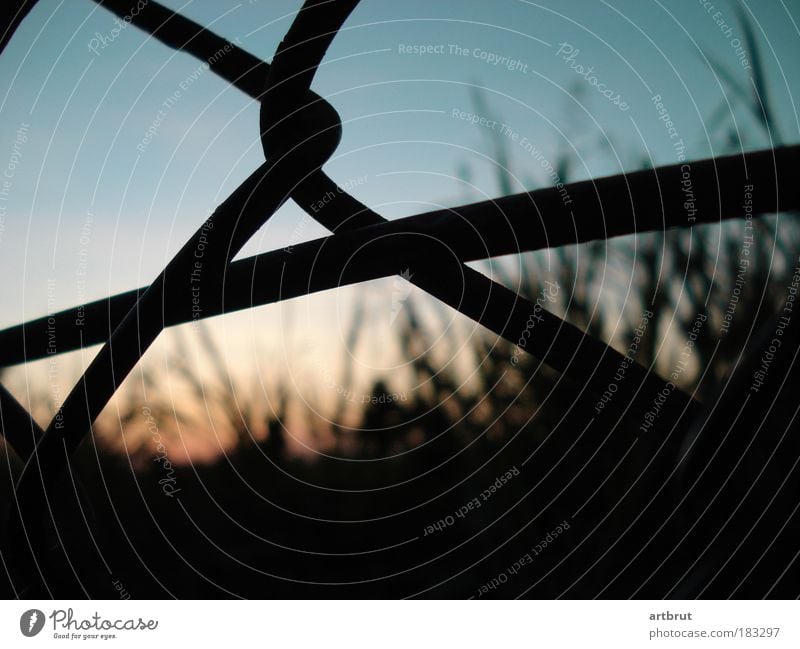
0 0 799 597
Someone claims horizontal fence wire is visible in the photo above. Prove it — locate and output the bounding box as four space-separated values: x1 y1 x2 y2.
2 145 797 370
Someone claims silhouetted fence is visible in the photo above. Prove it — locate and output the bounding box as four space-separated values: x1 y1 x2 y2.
1 0 799 597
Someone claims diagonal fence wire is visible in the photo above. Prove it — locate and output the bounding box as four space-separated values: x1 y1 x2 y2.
6 0 364 587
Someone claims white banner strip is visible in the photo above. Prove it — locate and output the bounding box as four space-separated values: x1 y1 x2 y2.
1 600 798 648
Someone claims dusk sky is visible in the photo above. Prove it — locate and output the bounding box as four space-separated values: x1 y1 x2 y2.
1 0 798 438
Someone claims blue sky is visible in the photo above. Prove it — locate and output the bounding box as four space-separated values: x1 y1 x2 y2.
1 0 798 428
